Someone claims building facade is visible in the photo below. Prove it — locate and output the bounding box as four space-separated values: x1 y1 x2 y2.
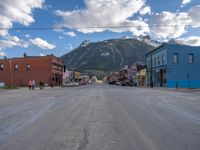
0 54 63 87
146 43 200 88
63 70 81 83
136 68 147 87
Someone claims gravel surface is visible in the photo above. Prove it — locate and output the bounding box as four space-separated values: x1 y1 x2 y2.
0 84 200 150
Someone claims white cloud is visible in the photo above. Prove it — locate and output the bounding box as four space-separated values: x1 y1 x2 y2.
150 11 191 39
55 0 150 36
139 6 151 15
68 44 73 50
150 4 200 39
39 53 45 56
182 0 192 5
64 31 76 37
58 36 63 39
65 44 73 51
0 35 29 50
25 34 30 38
0 0 44 37
30 38 56 50
178 36 200 46
0 51 7 57
189 5 200 27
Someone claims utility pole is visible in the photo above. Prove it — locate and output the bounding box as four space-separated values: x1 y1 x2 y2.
150 55 153 88
9 60 12 88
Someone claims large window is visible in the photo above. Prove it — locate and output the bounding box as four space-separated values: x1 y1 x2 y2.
0 64 4 70
154 58 156 66
173 53 179 64
148 60 151 68
162 55 165 65
158 57 161 65
26 64 31 71
188 53 194 64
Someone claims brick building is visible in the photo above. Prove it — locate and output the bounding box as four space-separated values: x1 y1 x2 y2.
0 54 63 87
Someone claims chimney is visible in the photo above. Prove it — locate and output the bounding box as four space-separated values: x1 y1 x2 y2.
23 52 27 57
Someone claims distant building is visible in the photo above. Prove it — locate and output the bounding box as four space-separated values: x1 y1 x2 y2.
0 54 63 87
146 43 200 88
136 68 147 87
74 71 81 82
130 64 146 85
63 70 81 83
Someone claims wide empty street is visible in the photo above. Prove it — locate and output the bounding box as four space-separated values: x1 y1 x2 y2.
0 84 200 150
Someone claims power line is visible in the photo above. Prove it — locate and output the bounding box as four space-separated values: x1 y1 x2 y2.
0 24 197 30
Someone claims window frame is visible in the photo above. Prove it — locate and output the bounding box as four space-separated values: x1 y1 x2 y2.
147 60 151 68
188 53 194 64
26 64 31 71
162 55 165 65
0 64 4 70
14 64 19 71
154 58 157 67
158 57 161 65
173 53 179 64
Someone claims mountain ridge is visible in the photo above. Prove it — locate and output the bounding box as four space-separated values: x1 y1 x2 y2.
61 38 156 73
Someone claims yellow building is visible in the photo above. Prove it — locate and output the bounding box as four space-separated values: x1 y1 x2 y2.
136 68 147 87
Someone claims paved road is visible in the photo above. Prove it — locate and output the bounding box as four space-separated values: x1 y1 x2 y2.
0 84 200 150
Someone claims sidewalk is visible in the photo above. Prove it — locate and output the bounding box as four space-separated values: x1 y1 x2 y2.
140 86 200 93
0 89 7 92
18 86 62 90
172 88 200 93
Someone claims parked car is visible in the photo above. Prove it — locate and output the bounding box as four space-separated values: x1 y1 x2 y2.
63 82 79 87
108 80 117 85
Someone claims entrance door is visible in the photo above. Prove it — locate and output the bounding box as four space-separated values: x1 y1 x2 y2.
160 69 163 87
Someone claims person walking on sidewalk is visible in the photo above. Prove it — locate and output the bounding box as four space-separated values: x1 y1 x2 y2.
28 80 32 90
32 80 36 90
39 81 44 90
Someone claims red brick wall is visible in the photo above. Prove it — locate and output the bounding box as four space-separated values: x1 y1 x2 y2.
0 60 10 86
0 56 63 87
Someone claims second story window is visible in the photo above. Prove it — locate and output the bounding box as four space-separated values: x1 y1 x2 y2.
188 53 194 64
162 55 165 64
147 60 151 68
26 64 31 71
173 53 179 64
0 64 4 70
15 64 19 70
158 57 161 65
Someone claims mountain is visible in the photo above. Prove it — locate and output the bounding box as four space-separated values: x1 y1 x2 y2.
167 39 185 45
137 35 162 47
61 38 155 73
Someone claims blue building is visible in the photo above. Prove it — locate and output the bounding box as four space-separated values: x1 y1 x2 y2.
146 43 200 88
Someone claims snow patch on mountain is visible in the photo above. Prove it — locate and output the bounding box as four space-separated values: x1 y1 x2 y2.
101 52 110 57
80 40 91 47
137 35 161 47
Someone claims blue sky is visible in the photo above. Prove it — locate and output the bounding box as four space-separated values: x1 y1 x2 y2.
0 0 200 58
